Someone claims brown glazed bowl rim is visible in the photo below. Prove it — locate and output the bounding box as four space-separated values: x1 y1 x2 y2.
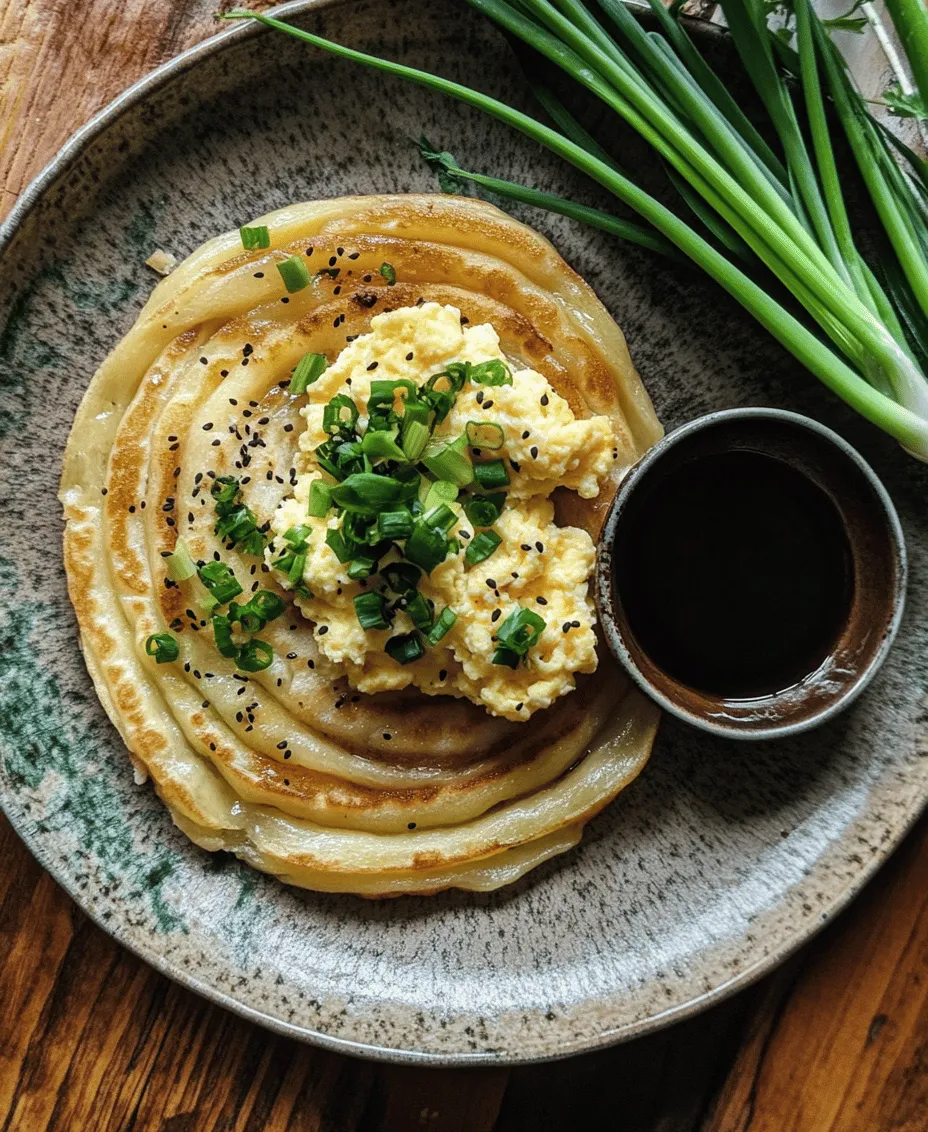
595 408 907 741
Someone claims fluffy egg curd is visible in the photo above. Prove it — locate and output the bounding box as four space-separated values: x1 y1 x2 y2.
268 301 618 721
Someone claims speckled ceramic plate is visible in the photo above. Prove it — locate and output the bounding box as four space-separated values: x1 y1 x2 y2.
2 0 928 1065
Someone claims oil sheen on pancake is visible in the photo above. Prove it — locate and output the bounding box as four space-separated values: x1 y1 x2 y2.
60 195 662 896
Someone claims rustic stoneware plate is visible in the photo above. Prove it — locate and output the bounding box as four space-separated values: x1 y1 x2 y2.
2 0 928 1065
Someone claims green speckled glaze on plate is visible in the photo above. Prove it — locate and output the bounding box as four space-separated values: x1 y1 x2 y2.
2 0 928 1065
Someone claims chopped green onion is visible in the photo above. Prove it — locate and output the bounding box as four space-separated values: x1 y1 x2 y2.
377 508 414 540
354 591 392 630
325 528 352 562
277 255 312 293
446 536 461 556
423 502 458 533
290 352 328 394
422 434 474 486
379 261 397 285
211 476 266 555
236 639 275 672
405 591 434 631
347 555 379 580
240 225 270 250
491 646 521 669
211 476 239 506
362 428 407 462
166 538 197 582
308 480 333 518
464 529 502 566
381 562 422 595
469 359 512 386
246 590 287 623
211 613 240 658
473 459 510 490
322 394 359 435
495 606 546 659
401 419 431 461
195 588 219 616
385 631 425 664
424 479 459 510
287 550 307 585
427 606 457 646
145 632 178 664
463 493 505 527
331 472 404 515
466 421 505 449
199 561 243 605
404 520 448 573
284 524 312 547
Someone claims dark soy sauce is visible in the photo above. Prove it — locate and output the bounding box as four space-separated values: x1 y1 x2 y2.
615 450 854 699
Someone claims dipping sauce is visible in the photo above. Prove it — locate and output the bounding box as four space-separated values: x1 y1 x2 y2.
613 449 854 699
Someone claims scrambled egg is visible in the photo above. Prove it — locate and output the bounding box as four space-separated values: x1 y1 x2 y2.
269 302 617 721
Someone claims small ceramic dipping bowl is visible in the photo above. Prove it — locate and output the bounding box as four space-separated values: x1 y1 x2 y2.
595 408 906 740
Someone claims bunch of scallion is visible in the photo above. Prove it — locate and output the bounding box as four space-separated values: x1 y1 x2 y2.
221 1 928 458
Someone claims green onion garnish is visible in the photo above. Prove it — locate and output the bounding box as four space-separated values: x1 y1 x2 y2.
308 480 333 518
405 591 434 632
211 613 240 658
423 479 458 510
401 419 431 462
199 561 243 605
404 520 448 573
379 261 397 285
473 459 510 490
494 606 546 665
325 528 352 563
145 632 179 664
211 476 266 556
422 434 474 486
362 428 407 463
287 550 307 585
354 591 392 630
469 360 512 387
466 421 505 449
377 508 414 540
381 562 422 595
283 525 311 547
240 225 270 250
423 502 458 533
347 555 378 580
236 639 275 672
464 529 502 566
166 538 197 582
242 590 287 624
385 631 425 664
322 394 359 435
290 352 328 394
491 646 521 669
331 472 403 515
463 493 505 527
426 606 457 646
276 255 312 293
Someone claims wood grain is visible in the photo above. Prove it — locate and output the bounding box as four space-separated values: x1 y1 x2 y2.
3 2 928 1129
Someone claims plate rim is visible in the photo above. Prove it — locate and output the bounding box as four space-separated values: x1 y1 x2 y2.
1 0 925 1066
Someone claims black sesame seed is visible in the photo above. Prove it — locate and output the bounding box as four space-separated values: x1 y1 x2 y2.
408 822 417 830
220 369 229 377
253 271 264 279
286 652 297 659
439 670 447 681
475 391 485 405
510 460 521 472
405 352 414 361
536 541 544 552
540 394 549 406
318 625 328 635
202 422 213 431
276 740 287 750
483 400 494 410
367 361 378 371
571 619 581 628
521 543 532 552
199 356 208 365
211 439 221 446
329 255 337 266
563 622 571 633
383 733 392 740
522 430 530 439
243 343 254 357
491 609 501 623
530 446 539 459
486 578 497 588
536 596 548 605
515 702 523 712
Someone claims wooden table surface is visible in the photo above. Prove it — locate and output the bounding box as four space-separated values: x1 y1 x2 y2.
3 2 928 1129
